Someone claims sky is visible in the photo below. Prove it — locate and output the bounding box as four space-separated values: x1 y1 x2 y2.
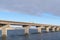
0 0 60 16
0 10 60 25
0 0 60 26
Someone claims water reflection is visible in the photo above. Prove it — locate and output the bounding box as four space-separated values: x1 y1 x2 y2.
0 29 60 40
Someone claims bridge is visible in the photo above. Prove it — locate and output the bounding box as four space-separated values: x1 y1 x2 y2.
0 20 60 40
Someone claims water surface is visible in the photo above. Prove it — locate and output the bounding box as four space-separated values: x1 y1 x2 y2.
0 29 60 40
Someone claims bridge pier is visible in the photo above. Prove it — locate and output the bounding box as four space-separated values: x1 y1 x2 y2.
2 28 7 40
37 27 42 33
59 28 60 31
52 27 56 32
46 26 51 32
46 28 49 32
23 25 30 35
56 27 60 31
1 25 8 40
1 24 15 40
36 25 44 33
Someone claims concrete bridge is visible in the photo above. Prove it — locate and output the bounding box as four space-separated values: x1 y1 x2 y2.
0 20 60 40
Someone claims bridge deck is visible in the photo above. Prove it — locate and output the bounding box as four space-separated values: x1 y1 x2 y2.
0 20 59 27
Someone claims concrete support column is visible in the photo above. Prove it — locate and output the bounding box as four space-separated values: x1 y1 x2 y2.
2 28 7 40
2 24 10 40
37 27 42 33
59 28 60 31
23 25 30 34
56 27 60 31
52 27 56 32
37 25 44 33
45 26 51 32
46 28 49 32
0 28 2 30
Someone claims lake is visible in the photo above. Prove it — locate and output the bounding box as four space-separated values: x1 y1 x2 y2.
0 29 60 40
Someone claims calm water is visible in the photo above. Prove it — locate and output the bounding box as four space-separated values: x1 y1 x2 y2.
0 29 60 40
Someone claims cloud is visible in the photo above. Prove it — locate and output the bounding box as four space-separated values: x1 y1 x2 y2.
0 0 60 16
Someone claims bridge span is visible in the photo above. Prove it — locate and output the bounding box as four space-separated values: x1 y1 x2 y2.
0 20 60 40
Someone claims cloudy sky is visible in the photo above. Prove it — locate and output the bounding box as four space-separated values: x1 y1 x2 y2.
0 0 60 25
0 0 60 16
0 11 60 25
